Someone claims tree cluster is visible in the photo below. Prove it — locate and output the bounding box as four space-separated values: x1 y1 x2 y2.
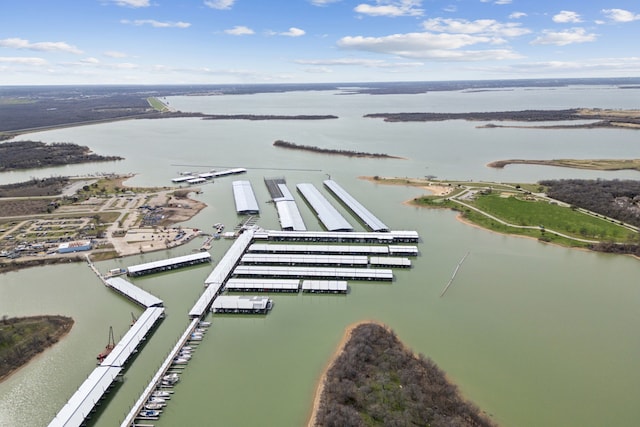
273 140 395 158
314 323 495 427
0 177 70 198
0 315 74 381
539 179 640 227
0 140 123 171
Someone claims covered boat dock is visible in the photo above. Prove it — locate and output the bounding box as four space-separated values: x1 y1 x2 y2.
248 243 390 255
127 252 211 277
232 180 260 214
296 183 353 232
212 295 273 314
105 277 164 307
233 265 393 281
225 278 300 293
253 230 419 244
240 253 369 267
323 179 390 232
302 280 348 294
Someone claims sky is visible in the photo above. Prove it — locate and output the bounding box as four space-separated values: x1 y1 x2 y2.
1 0 639 85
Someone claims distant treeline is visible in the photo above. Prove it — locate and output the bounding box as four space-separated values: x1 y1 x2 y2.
540 179 640 228
0 140 123 171
273 139 400 159
314 323 495 427
0 177 70 198
365 109 640 126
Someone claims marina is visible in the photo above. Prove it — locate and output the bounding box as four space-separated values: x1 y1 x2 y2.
127 252 211 277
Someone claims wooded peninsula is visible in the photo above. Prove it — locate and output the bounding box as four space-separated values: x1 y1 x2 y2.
273 139 403 159
312 322 495 427
0 315 74 383
0 140 123 171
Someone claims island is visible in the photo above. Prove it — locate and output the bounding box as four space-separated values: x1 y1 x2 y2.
364 108 640 130
273 139 404 159
0 140 123 171
0 315 74 383
309 322 495 426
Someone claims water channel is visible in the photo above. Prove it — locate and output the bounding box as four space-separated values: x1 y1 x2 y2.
1 85 639 426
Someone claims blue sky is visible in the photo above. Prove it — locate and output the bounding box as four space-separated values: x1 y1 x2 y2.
1 0 639 85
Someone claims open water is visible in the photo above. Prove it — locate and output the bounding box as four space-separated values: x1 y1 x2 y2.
1 85 639 427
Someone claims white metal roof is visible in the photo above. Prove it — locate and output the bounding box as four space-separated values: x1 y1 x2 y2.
211 168 247 178
171 175 195 183
100 307 165 367
248 243 389 255
302 280 348 292
233 265 393 281
388 245 419 256
212 295 271 310
48 366 123 427
187 177 207 184
275 200 307 231
127 252 211 275
369 257 412 267
323 179 390 232
241 253 369 266
232 180 260 214
105 277 163 308
225 278 300 291
296 183 353 232
253 230 419 243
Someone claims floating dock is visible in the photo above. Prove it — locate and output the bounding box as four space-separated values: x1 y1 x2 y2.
171 168 246 184
247 243 390 255
127 252 211 277
189 229 256 318
323 179 390 232
296 183 353 232
225 278 300 293
389 245 419 256
212 295 273 314
233 265 393 281
369 257 412 268
232 180 260 214
241 253 370 267
302 280 348 294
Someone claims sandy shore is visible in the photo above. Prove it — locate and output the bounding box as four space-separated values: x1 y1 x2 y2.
307 320 385 427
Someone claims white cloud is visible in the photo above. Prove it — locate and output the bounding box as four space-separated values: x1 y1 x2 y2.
337 32 522 60
81 57 100 64
204 0 236 10
108 0 150 7
423 18 530 37
0 38 83 54
553 11 582 23
509 12 527 19
281 27 306 37
120 19 191 28
0 56 48 66
355 0 424 17
225 26 255 35
103 50 128 58
480 0 511 4
602 9 640 22
531 28 597 46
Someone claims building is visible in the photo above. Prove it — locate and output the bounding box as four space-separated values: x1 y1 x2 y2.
57 240 93 253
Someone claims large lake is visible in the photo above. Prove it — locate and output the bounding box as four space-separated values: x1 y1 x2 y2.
1 86 639 427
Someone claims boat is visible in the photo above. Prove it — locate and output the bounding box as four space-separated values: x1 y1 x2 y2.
145 402 164 410
181 346 193 351
96 326 115 363
148 397 166 404
198 321 211 327
139 409 161 418
173 357 189 364
152 391 171 399
162 373 180 384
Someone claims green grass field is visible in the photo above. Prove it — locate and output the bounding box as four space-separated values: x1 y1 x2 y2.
469 194 636 243
147 96 170 112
